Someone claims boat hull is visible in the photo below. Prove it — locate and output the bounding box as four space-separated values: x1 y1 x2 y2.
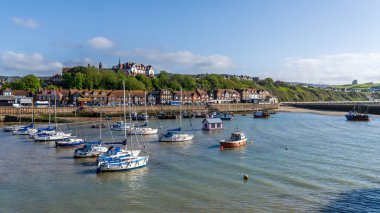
159 134 194 142
345 114 370 121
97 156 148 173
127 128 158 135
219 138 247 148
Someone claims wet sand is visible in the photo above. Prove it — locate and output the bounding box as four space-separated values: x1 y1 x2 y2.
278 106 347 116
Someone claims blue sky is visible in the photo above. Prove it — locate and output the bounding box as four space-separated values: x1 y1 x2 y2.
1 0 380 84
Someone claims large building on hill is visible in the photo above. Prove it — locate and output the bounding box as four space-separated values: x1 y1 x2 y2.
62 59 155 77
112 59 155 77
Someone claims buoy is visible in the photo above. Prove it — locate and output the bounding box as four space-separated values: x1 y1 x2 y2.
286 146 289 150
243 174 249 180
250 140 253 144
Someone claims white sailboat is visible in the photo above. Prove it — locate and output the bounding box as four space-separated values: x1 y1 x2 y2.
34 93 70 142
74 103 107 158
127 91 158 135
159 88 194 142
97 81 149 172
56 101 84 147
12 100 37 135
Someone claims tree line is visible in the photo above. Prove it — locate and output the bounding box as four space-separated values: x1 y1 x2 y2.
61 66 257 91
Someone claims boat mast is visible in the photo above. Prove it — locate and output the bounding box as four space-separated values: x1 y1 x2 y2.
31 95 34 124
54 92 57 129
129 92 132 145
180 88 182 129
123 81 127 143
99 101 102 142
48 96 51 126
75 98 77 136
144 90 147 116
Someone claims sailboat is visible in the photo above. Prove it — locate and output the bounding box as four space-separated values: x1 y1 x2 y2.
56 101 85 147
74 103 108 157
159 88 194 142
34 93 71 142
3 107 33 132
96 81 149 172
13 100 38 135
127 91 158 135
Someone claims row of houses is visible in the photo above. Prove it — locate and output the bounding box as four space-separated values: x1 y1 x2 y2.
0 88 277 107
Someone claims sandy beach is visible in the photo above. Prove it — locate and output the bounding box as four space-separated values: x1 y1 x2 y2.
278 106 348 116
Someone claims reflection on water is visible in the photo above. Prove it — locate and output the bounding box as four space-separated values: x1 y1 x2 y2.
1 113 380 212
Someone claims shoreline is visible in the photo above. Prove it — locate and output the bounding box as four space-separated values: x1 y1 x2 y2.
278 106 348 116
278 106 380 118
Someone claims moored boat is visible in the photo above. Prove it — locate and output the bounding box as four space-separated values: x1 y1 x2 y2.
74 142 108 158
55 136 85 147
3 123 33 132
219 131 247 148
254 110 270 118
345 111 370 121
34 131 71 142
159 128 194 142
131 112 149 120
127 127 158 135
96 81 149 173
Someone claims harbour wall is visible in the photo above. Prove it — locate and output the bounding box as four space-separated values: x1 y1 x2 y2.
283 101 380 115
0 103 278 122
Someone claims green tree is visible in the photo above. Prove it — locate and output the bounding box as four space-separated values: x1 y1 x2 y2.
125 76 146 90
72 73 85 89
136 74 153 91
11 75 41 92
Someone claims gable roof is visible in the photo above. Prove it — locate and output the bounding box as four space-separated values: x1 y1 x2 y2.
202 118 223 124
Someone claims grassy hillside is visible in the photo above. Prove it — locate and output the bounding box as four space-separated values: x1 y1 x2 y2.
259 83 368 102
332 83 380 90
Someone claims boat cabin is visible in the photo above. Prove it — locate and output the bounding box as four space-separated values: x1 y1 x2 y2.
230 132 246 141
202 118 223 131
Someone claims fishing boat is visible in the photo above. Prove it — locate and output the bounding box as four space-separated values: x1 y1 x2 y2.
212 112 233 120
254 110 270 118
345 110 370 121
55 136 85 147
130 112 149 120
97 81 149 173
159 88 194 142
219 131 247 148
157 112 177 119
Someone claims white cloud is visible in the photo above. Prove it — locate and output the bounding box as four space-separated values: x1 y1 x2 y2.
112 49 236 73
0 51 63 76
63 57 94 67
281 53 380 84
11 17 39 28
87 37 114 49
